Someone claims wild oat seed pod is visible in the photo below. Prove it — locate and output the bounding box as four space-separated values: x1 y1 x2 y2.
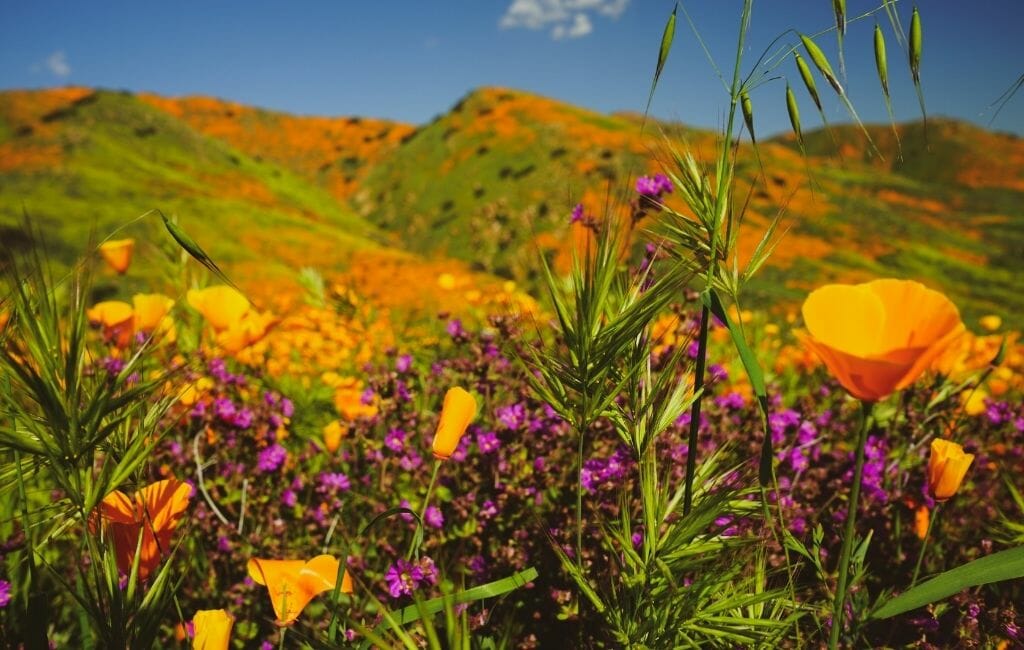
741 91 755 142
874 24 890 97
98 238 135 275
927 439 974 501
799 34 843 95
794 53 822 111
785 84 803 145
431 387 478 460
798 279 965 402
910 6 923 83
192 609 234 650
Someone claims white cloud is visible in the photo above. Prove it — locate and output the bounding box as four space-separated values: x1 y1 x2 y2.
500 0 628 39
46 51 71 77
552 13 592 40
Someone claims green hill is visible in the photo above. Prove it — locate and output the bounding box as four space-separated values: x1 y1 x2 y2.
2 86 1022 324
0 88 389 297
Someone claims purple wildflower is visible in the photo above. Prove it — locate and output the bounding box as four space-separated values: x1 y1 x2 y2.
257 443 287 473
0 579 9 608
424 505 444 529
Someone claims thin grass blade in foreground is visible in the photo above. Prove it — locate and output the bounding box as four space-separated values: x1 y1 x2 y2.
871 545 1024 619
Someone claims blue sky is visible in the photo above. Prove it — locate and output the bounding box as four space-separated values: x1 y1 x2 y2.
1 1 1021 136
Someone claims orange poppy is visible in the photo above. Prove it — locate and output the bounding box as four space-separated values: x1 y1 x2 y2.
217 310 277 353
927 439 974 501
132 293 173 332
187 286 250 332
95 479 191 579
322 420 346 453
87 300 136 348
98 238 134 274
914 505 930 540
341 568 354 594
431 387 478 460
798 279 964 402
192 609 234 650
247 555 341 624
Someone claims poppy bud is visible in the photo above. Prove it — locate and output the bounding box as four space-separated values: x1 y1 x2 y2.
192 609 234 650
927 439 974 501
98 238 134 275
431 387 477 460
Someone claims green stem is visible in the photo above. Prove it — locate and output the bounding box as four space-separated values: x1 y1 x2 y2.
829 400 872 650
683 305 710 515
576 419 587 568
911 503 939 588
408 460 442 560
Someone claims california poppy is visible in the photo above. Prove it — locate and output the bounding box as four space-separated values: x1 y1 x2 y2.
187 286 250 332
431 387 478 459
247 555 340 625
191 609 234 650
95 479 191 579
132 293 173 332
322 420 346 453
217 310 276 353
799 279 964 402
87 300 136 348
927 439 974 501
98 238 134 275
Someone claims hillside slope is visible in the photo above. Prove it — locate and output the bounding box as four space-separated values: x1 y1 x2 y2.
354 87 1024 322
0 88 391 296
2 86 1022 323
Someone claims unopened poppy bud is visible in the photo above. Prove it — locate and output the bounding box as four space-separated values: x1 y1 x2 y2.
927 439 974 501
431 387 477 460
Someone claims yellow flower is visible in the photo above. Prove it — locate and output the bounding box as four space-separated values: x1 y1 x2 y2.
247 555 340 625
93 479 191 579
191 609 234 650
98 238 134 275
187 286 250 332
979 314 1002 332
927 439 974 501
432 387 478 460
913 505 930 540
437 273 456 290
217 311 277 353
798 279 964 402
322 420 346 453
87 301 135 347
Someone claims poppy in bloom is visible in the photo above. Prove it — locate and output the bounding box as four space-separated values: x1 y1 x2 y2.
431 387 478 460
94 479 191 579
98 238 134 274
191 609 234 650
187 286 251 332
217 310 277 353
927 439 975 501
87 300 136 347
798 279 964 401
247 555 340 624
132 293 176 341
341 568 354 594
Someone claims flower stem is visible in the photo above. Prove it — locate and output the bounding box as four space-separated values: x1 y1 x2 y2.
829 400 872 650
683 304 710 516
911 503 939 588
408 460 441 560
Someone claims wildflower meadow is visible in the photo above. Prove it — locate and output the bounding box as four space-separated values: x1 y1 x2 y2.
1 1 1023 648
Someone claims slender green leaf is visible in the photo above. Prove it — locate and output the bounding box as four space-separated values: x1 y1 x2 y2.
872 545 1024 619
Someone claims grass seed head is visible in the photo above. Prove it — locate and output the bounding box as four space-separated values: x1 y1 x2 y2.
910 6 923 83
794 53 822 111
874 24 890 97
800 34 844 96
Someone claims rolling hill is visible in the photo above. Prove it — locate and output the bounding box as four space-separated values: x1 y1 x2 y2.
1 85 1022 323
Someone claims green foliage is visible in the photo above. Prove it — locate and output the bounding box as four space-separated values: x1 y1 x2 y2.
871 545 1024 619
